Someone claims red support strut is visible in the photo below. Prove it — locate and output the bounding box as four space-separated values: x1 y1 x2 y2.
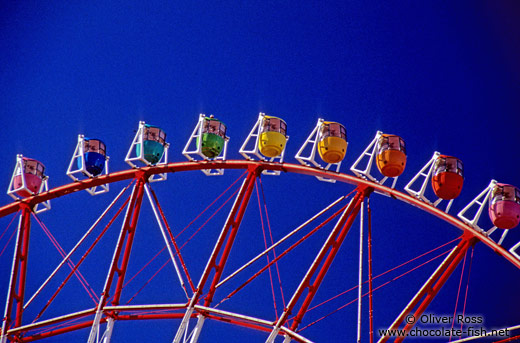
1 205 32 342
379 235 475 343
87 175 146 342
172 166 260 343
202 166 260 306
111 178 146 306
367 198 374 343
289 187 372 331
265 186 372 342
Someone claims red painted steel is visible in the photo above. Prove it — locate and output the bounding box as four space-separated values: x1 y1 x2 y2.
22 320 98 342
367 199 374 343
0 160 515 271
148 186 196 293
15 207 32 329
109 177 146 306
219 198 351 304
202 166 259 306
1 205 32 342
33 194 132 322
289 187 371 331
380 236 474 343
0 161 517 342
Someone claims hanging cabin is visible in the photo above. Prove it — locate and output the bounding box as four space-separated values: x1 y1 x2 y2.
258 116 287 157
80 138 106 176
376 134 406 177
431 155 464 200
200 116 227 158
489 184 520 229
14 157 45 197
317 121 347 164
136 124 167 164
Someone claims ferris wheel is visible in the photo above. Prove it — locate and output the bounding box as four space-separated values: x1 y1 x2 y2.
0 113 519 343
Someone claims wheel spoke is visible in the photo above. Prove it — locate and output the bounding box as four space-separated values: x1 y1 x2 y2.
173 166 260 343
265 187 371 343
379 236 475 343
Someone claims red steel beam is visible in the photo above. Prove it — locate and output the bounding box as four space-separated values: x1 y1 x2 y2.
394 238 474 342
202 165 260 306
367 199 374 343
289 187 372 331
85 175 146 341
111 179 146 306
379 235 474 343
0 161 515 272
219 199 351 304
149 187 196 293
1 205 31 342
21 309 308 343
15 207 32 329
87 173 145 332
263 187 366 342
22 319 98 342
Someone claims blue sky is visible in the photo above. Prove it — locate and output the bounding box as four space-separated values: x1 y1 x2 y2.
0 1 519 342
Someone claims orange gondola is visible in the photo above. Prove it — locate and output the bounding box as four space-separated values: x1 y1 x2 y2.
376 134 406 177
431 155 464 200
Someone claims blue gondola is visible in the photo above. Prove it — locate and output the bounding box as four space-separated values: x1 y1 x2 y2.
77 138 107 176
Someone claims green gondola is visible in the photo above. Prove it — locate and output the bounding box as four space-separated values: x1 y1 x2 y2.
198 116 227 158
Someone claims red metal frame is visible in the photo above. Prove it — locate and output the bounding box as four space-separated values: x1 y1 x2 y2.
86 174 146 342
31 193 132 323
379 235 475 343
0 161 516 342
0 160 515 271
17 303 313 343
263 187 370 342
367 199 374 343
1 205 31 342
288 187 372 331
194 165 259 307
148 187 196 293
171 165 259 343
108 176 146 307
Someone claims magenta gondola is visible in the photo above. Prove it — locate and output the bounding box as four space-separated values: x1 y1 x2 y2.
489 184 520 229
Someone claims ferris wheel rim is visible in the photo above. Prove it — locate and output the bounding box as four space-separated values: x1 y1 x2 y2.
0 159 518 271
2 159 519 343
7 303 312 343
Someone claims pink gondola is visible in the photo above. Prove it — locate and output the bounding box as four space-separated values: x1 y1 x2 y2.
489 183 520 229
13 157 45 197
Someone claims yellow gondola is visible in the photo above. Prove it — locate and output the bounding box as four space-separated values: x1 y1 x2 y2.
258 116 287 157
318 122 347 164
